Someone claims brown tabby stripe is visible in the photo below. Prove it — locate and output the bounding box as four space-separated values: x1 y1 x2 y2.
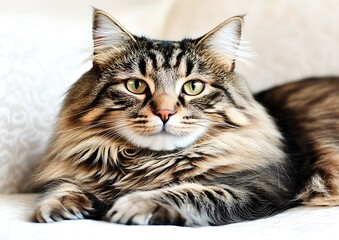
210 83 240 109
138 58 147 76
148 52 158 69
175 51 184 67
186 60 194 77
255 77 339 205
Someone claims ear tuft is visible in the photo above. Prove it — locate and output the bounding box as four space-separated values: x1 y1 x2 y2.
198 16 253 68
92 9 135 60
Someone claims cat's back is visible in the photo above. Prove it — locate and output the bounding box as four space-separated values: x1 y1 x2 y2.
255 77 339 206
255 77 338 144
255 77 338 111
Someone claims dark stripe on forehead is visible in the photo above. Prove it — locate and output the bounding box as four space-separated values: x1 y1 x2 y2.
148 52 157 69
186 60 194 77
175 51 184 68
139 58 147 76
160 41 175 68
145 40 154 51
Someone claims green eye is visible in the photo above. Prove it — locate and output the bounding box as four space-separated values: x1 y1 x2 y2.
183 80 205 96
126 79 147 94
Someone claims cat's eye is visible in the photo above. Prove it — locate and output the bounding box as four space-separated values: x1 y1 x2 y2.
182 80 205 96
126 79 148 94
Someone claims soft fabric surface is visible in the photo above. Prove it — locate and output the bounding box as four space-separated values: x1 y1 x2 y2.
1 1 339 238
0 194 338 239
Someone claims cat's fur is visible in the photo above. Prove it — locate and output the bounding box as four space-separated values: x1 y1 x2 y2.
31 9 339 226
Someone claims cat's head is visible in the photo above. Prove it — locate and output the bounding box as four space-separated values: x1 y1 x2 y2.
60 9 254 151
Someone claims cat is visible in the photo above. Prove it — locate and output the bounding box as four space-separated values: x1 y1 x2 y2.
31 9 339 226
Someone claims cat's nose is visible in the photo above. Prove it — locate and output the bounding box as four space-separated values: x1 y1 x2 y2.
155 109 176 124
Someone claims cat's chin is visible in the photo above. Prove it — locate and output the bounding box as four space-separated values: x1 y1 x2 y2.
122 129 206 151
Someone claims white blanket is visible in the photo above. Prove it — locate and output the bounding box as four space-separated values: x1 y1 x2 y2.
1 1 339 239
0 194 338 239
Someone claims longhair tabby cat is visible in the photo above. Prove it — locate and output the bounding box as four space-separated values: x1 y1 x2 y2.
32 9 339 226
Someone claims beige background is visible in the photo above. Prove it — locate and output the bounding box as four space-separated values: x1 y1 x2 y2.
1 0 339 193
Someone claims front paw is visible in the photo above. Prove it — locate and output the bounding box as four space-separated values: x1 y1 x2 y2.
35 192 98 223
105 192 186 226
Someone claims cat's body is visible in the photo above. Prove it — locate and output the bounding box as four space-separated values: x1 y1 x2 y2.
31 10 339 226
256 77 339 206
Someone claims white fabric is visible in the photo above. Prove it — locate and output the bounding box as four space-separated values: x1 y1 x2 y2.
1 0 339 238
0 194 338 239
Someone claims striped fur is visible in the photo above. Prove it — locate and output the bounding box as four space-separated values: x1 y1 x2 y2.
255 77 339 206
31 9 339 226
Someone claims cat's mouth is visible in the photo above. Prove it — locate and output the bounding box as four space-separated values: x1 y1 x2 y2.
157 127 173 135
121 125 206 151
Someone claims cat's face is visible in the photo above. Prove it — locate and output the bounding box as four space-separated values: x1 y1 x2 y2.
96 39 220 151
62 10 252 151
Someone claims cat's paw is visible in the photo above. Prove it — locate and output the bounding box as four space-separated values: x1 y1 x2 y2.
35 192 98 223
105 192 186 225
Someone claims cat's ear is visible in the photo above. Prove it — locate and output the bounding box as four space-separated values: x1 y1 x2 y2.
92 9 136 64
197 16 248 70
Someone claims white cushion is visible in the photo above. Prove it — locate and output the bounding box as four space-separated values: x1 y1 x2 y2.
0 194 338 239
1 1 339 237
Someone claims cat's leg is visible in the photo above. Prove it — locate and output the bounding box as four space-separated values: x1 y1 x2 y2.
105 182 280 226
297 172 339 206
35 179 104 223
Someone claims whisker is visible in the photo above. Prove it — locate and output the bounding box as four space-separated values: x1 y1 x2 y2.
57 107 99 121
200 117 240 129
55 116 128 134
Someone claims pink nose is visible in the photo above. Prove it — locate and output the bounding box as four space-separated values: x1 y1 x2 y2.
155 109 176 123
